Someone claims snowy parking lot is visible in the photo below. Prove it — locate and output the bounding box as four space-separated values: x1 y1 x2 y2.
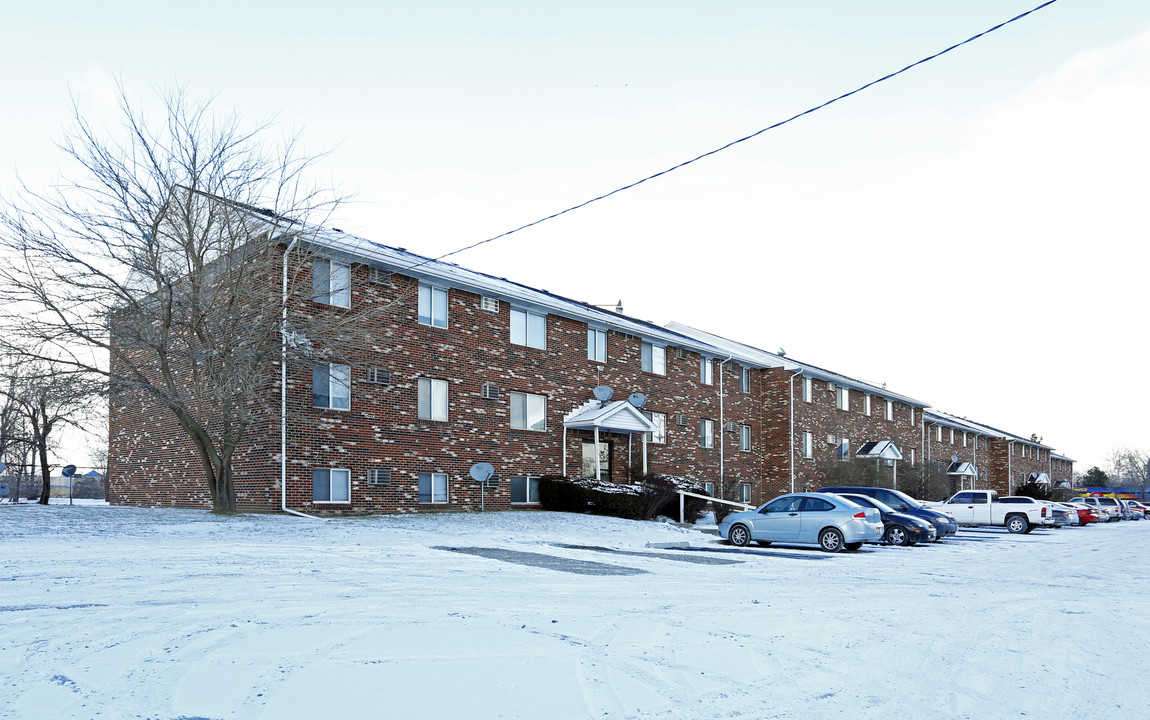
2 504 1149 719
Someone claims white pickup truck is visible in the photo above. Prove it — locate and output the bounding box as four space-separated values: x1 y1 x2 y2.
931 490 1053 533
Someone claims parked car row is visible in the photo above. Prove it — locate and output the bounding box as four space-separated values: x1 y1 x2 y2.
716 488 1148 553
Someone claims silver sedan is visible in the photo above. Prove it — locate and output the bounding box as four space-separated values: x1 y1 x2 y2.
718 492 885 552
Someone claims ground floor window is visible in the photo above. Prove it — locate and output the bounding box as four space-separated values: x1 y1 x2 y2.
313 468 350 503
510 476 540 504
419 472 449 504
739 483 751 503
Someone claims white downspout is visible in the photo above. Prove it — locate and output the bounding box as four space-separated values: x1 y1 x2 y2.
281 238 325 521
718 356 732 497
789 370 802 493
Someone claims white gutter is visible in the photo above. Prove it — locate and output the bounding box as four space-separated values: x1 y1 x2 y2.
281 237 325 521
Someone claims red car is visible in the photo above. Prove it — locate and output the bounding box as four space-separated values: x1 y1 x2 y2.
1062 502 1101 525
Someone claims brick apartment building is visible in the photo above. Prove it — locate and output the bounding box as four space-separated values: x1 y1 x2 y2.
108 211 1075 513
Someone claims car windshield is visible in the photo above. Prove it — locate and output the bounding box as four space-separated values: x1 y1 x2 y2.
884 489 924 510
842 494 894 514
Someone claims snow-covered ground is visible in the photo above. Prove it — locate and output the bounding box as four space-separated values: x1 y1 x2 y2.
2 504 1148 720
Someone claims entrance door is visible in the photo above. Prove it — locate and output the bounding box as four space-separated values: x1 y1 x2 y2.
581 439 611 481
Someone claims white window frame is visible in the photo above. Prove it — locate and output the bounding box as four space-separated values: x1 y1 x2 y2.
740 424 751 452
700 357 713 385
837 437 850 462
963 431 968 448
588 328 607 363
739 483 751 503
884 399 894 421
643 411 667 444
313 468 350 503
510 391 547 431
802 376 812 403
802 431 813 459
703 481 715 496
418 284 448 328
740 367 751 393
313 258 351 308
700 419 714 448
511 308 547 349
312 363 351 410
935 425 943 442
509 476 540 505
836 386 850 411
418 472 449 504
417 378 449 421
642 342 666 375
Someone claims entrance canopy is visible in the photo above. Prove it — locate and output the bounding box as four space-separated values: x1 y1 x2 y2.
856 440 903 461
563 399 658 481
1029 472 1051 485
946 461 977 477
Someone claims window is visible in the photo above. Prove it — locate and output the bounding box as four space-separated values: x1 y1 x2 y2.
643 411 666 444
642 343 666 375
418 284 448 328
740 367 751 393
510 392 547 431
588 328 607 363
313 468 350 503
511 308 546 349
418 378 449 421
418 472 448 504
837 437 850 461
963 431 968 447
739 483 751 503
884 399 894 421
313 259 351 308
863 394 872 416
836 386 850 411
700 419 714 448
312 363 350 410
935 425 943 442
510 476 540 504
740 424 751 452
910 448 916 466
802 497 834 512
700 357 713 385
949 428 955 445
802 431 813 459
704 481 715 496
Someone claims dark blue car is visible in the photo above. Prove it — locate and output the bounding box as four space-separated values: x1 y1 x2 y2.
818 486 958 540
835 493 937 545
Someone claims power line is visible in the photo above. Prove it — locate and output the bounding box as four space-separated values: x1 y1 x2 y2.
428 0 1059 265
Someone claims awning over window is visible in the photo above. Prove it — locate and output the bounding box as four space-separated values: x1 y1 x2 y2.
1029 472 1051 485
856 440 903 461
563 399 657 435
946 461 977 477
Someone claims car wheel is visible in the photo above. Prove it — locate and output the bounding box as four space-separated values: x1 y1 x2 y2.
728 524 752 547
845 542 863 552
885 525 910 546
818 527 845 552
1005 515 1029 534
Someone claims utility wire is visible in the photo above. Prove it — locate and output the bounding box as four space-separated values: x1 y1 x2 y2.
424 0 1059 266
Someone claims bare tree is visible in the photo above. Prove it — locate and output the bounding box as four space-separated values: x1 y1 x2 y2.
1108 448 1149 498
0 84 355 513
0 360 101 504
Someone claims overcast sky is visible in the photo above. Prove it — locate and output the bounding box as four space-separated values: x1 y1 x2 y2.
2 0 1147 473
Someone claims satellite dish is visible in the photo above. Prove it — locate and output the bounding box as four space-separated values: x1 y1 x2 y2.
951 455 959 464
628 392 648 408
592 385 614 402
62 465 77 478
469 462 494 483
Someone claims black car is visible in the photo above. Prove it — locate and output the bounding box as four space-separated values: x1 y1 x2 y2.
835 493 937 545
818 486 958 539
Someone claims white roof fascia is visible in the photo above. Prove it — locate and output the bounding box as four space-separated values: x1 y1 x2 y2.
564 400 658 434
667 322 928 408
299 228 730 357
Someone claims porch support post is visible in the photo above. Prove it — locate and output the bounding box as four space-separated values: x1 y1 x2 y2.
594 426 602 481
562 425 567 477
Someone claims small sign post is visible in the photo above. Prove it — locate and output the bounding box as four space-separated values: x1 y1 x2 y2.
62 465 77 505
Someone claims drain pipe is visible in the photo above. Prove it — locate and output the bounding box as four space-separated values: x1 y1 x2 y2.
718 356 732 498
788 369 802 493
282 237 325 521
